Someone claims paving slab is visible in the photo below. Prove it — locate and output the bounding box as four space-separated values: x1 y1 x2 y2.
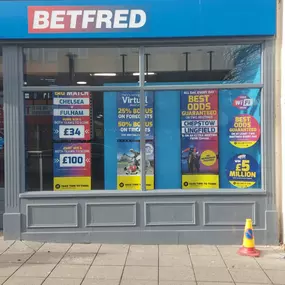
21 241 43 252
189 245 220 256
160 282 196 285
60 252 95 265
191 255 225 268
197 283 234 285
13 263 56 277
43 277 83 285
49 264 89 279
121 281 158 285
85 265 123 280
0 241 14 254
122 266 158 281
194 267 233 283
93 253 127 266
217 246 240 258
159 254 192 267
256 256 285 270
159 266 195 281
82 280 120 285
223 256 260 269
0 278 6 285
129 245 158 254
0 264 20 277
68 244 101 253
3 276 44 285
159 245 188 255
4 241 35 254
0 253 32 264
230 268 272 284
38 243 71 253
27 252 64 264
99 245 129 254
265 270 285 285
126 252 158 266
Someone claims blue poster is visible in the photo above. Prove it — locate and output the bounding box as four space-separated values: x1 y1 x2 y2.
226 154 259 188
219 89 261 188
117 92 153 139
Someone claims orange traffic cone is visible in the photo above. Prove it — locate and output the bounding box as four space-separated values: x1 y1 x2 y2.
237 218 260 257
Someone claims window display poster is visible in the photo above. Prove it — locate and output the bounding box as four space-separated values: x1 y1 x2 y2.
117 92 154 140
117 140 154 190
226 154 259 188
180 90 219 189
53 91 91 141
53 143 91 190
219 89 261 188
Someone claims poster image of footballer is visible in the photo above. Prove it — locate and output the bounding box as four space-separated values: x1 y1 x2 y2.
117 141 154 190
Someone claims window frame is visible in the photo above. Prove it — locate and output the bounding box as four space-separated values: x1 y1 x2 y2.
19 38 272 193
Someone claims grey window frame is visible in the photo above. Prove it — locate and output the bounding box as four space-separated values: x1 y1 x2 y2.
3 37 274 196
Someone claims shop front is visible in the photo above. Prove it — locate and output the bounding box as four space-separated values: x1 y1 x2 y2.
1 0 279 244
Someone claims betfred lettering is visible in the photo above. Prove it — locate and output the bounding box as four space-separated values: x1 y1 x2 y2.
28 6 147 33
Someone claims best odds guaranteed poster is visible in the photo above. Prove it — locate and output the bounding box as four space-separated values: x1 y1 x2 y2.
219 89 261 189
116 92 154 190
181 90 219 189
53 143 91 190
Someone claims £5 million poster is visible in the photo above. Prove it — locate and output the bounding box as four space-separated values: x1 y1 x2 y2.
181 90 219 189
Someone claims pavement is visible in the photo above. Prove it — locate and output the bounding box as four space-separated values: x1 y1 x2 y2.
0 238 283 285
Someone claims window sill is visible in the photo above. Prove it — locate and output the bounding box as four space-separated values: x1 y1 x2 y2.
19 189 267 199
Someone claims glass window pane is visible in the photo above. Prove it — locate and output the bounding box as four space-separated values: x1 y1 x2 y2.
23 47 139 86
25 90 143 191
144 45 261 84
144 88 261 190
0 48 4 188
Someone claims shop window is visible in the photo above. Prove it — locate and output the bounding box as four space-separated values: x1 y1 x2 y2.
143 45 261 84
0 49 3 189
25 90 144 191
147 88 261 190
23 47 139 86
23 44 262 192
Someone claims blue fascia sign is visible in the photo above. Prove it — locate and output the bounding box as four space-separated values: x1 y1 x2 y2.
0 0 276 39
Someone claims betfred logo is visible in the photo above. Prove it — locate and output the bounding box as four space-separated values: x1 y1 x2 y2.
233 95 253 110
28 6 147 33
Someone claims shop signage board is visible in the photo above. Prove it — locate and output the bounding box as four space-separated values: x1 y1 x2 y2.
53 91 91 141
181 90 219 189
0 0 276 39
53 143 91 190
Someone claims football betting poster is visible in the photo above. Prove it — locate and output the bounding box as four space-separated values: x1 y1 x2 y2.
52 91 92 191
53 91 91 141
116 92 154 190
181 90 219 189
53 143 91 190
